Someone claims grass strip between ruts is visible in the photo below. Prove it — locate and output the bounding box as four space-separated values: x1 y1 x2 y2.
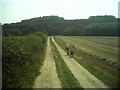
50 37 83 88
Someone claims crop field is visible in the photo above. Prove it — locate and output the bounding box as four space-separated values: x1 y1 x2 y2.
54 36 119 64
54 36 119 88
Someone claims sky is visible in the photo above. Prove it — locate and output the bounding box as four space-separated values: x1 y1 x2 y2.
0 0 119 24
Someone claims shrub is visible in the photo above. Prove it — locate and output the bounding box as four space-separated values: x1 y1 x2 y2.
2 32 47 88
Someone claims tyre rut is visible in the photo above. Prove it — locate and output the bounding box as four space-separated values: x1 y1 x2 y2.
51 36 109 88
33 37 61 88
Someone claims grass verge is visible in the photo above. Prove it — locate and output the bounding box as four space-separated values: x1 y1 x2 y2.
53 36 119 88
50 37 83 88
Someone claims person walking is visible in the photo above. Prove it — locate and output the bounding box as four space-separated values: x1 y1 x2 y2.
65 44 69 55
70 46 75 58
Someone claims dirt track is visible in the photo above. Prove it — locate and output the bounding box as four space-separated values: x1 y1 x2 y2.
51 36 109 88
33 36 110 88
33 37 61 88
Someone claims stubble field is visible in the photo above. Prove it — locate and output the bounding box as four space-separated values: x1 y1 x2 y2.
54 36 119 88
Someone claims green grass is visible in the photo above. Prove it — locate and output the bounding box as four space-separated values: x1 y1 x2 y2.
50 37 83 88
74 55 118 88
2 32 47 88
54 36 119 88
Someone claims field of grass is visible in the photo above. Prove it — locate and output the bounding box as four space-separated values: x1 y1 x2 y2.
2 32 47 88
50 37 83 88
59 36 119 63
54 36 119 88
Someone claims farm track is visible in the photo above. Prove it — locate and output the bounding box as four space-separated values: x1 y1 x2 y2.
60 36 119 63
33 37 61 88
51 36 109 88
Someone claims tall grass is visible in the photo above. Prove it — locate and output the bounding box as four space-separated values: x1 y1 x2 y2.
2 32 47 88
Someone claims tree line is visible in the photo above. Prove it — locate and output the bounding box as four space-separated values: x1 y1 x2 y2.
2 15 119 36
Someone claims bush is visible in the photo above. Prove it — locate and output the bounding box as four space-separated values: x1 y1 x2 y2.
2 32 47 88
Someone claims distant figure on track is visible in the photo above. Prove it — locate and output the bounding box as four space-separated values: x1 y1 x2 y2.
65 44 70 55
70 46 75 58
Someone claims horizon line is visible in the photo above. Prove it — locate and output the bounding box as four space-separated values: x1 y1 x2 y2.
1 14 117 25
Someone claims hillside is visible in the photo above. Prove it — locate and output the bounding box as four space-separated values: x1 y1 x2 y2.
2 15 118 36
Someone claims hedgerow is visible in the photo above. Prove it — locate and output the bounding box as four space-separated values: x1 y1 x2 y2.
2 32 47 88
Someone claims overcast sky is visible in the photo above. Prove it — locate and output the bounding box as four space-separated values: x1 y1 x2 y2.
0 0 119 24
